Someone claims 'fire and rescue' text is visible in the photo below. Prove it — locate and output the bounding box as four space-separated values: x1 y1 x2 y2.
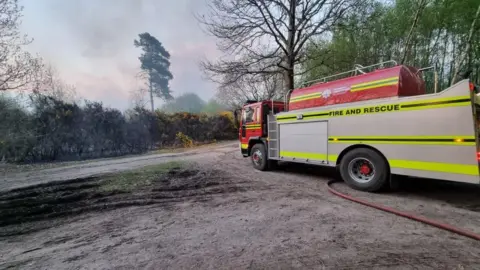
328 104 400 117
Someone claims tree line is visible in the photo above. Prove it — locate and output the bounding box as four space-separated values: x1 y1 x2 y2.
161 93 228 114
0 0 236 164
301 0 480 92
0 93 236 163
198 0 480 106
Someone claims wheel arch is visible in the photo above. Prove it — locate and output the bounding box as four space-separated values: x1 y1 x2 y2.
335 144 391 174
247 137 267 156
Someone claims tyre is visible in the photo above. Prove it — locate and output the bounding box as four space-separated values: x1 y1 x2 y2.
250 143 268 171
339 148 389 192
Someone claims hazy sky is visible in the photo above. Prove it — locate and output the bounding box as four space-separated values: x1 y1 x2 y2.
19 0 220 110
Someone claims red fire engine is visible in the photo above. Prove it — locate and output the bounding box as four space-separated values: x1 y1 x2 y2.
237 61 480 192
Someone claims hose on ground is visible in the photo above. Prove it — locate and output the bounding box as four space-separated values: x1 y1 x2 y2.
327 179 480 241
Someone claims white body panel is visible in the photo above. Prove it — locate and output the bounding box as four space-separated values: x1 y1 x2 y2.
279 121 328 156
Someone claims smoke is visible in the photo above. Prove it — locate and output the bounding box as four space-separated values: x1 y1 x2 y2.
20 0 219 110
53 0 146 59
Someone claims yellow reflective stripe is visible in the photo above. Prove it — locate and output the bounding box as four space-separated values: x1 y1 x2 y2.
329 141 475 146
351 76 399 88
400 96 470 106
389 160 479 176
329 154 339 163
280 151 337 163
291 92 321 101
277 96 471 122
350 76 399 92
280 151 326 160
241 143 248 149
327 135 476 146
400 102 470 112
350 81 398 92
245 124 261 130
328 135 475 139
279 151 478 175
290 94 322 103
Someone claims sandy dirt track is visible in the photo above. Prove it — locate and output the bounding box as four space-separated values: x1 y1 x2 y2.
0 141 237 192
1 142 480 269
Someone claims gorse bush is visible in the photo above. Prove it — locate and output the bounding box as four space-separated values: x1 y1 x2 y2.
0 94 236 163
175 132 193 148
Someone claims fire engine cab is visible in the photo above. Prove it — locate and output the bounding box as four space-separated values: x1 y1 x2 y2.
238 61 480 192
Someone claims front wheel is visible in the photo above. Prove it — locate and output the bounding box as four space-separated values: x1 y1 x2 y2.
251 143 269 171
339 148 389 192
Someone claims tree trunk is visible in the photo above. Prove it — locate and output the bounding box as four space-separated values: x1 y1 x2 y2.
284 0 296 111
401 0 426 65
451 3 480 86
284 70 294 91
440 31 448 89
149 78 154 112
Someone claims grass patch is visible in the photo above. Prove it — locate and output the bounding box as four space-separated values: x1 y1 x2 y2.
98 161 185 192
150 141 220 154
1 141 229 174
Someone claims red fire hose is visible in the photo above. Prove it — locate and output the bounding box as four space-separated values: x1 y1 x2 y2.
327 179 480 241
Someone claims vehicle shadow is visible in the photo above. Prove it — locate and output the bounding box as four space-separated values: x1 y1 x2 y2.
392 176 480 212
275 162 480 212
275 161 338 178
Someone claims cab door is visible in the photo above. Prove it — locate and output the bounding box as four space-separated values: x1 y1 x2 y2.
240 109 249 139
241 104 261 145
247 104 262 137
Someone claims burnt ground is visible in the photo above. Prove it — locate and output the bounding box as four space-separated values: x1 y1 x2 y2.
0 167 246 237
1 143 480 269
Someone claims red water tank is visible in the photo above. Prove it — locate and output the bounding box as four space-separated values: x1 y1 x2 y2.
288 65 426 111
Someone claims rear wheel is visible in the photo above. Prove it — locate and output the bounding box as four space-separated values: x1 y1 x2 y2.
251 143 270 171
339 148 389 192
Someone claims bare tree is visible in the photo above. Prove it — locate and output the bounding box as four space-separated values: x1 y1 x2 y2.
197 0 356 98
216 72 284 108
0 0 43 92
128 87 149 109
33 64 78 102
451 3 480 86
400 0 428 65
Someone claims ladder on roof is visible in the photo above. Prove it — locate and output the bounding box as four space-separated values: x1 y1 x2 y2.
300 60 398 88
